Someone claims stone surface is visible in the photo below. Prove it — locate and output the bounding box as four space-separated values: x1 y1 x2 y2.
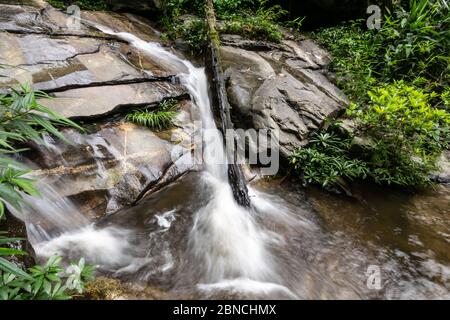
26 100 198 216
221 37 348 158
1 2 199 218
40 82 187 119
431 151 450 184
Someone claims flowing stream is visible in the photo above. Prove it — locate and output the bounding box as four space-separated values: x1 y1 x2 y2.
10 27 450 299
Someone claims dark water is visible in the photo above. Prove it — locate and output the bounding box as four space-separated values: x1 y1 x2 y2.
98 173 449 299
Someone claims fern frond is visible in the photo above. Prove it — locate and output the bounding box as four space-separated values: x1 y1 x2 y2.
125 99 179 130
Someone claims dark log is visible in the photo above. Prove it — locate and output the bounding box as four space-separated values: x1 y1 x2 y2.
204 0 251 207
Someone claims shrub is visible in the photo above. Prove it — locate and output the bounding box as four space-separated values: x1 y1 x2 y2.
304 1 450 191
160 0 289 50
291 82 450 189
0 253 95 300
219 0 287 43
347 81 450 156
290 132 368 188
376 0 450 87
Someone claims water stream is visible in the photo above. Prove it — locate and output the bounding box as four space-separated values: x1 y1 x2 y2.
9 28 450 299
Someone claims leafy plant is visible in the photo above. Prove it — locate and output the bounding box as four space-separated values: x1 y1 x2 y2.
160 0 290 51
219 0 287 42
313 21 379 101
0 84 82 219
376 0 450 87
347 81 450 155
291 82 450 189
0 83 93 300
290 132 368 188
0 255 95 300
304 1 450 191
125 99 178 130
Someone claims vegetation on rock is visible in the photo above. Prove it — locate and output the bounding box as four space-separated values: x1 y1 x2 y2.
159 0 300 51
291 0 450 190
125 99 178 130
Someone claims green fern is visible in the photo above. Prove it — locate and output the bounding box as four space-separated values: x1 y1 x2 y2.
125 99 178 130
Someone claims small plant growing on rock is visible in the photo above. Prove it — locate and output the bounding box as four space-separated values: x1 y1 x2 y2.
125 99 179 131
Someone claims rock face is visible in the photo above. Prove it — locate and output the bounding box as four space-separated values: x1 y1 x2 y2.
221 35 348 159
431 151 450 184
1 2 199 218
25 100 197 217
1 1 349 218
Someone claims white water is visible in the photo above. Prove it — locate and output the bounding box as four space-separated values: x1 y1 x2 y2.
96 27 280 286
9 25 296 298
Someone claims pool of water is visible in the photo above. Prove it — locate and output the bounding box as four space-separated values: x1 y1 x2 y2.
92 173 449 299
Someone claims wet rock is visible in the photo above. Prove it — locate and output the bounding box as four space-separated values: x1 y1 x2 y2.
40 82 188 120
80 11 162 43
431 151 450 184
221 39 348 158
0 3 199 218
84 276 174 300
26 103 198 216
0 5 189 106
0 213 36 269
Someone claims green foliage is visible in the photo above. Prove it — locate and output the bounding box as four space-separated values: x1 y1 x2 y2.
0 255 95 300
304 0 450 191
376 0 450 86
0 85 82 219
291 83 450 189
442 87 450 108
0 83 93 300
125 99 178 130
347 81 450 155
290 132 368 188
162 16 209 52
0 88 76 218
219 0 287 43
313 21 379 101
314 0 449 97
213 0 256 17
47 0 111 10
160 0 291 51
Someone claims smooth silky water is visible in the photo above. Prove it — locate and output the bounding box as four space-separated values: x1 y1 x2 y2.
10 26 450 299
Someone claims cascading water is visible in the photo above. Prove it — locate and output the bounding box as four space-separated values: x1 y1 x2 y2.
8 23 300 298
7 21 446 300
95 27 280 286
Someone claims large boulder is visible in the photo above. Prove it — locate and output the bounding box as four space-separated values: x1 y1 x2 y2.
221 35 348 159
25 100 197 218
1 2 199 218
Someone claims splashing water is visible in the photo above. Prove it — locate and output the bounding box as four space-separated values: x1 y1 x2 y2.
8 23 297 298
96 27 283 288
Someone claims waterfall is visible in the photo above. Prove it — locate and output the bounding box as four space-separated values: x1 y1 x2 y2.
6 24 298 298
96 27 277 284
